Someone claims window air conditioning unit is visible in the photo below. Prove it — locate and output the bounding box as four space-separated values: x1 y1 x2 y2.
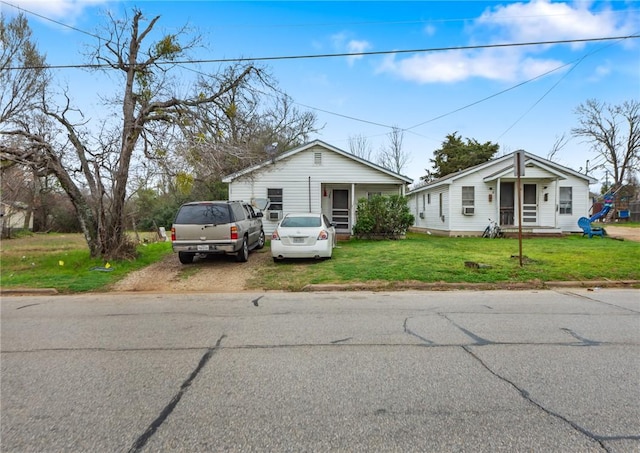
462 206 475 216
268 211 282 221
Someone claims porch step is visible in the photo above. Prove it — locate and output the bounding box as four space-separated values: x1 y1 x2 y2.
500 227 563 238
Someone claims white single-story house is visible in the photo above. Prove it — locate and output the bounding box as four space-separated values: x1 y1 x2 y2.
222 140 413 236
407 151 598 236
0 201 33 232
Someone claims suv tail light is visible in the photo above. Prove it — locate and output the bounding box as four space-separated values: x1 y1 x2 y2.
230 225 238 240
171 227 176 241
271 230 280 241
317 230 329 240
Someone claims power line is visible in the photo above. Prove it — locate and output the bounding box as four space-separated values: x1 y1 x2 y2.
4 34 639 71
0 0 102 40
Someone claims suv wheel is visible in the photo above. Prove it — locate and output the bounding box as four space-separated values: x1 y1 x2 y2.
178 252 195 264
236 237 249 262
256 230 265 249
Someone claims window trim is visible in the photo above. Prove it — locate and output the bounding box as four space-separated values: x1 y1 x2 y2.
559 187 572 215
267 188 283 211
462 186 475 206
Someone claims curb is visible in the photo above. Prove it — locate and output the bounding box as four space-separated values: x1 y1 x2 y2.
1 281 638 296
302 280 640 292
0 288 58 296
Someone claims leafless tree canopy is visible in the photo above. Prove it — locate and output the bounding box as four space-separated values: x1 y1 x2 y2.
348 134 373 161
0 9 318 259
572 99 639 189
377 126 410 175
547 133 568 162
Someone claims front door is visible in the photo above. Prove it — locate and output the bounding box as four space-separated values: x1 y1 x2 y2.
523 184 537 224
500 182 515 225
332 189 350 232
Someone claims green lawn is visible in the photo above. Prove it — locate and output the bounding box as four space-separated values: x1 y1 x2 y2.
1 231 639 293
249 232 640 291
0 232 173 293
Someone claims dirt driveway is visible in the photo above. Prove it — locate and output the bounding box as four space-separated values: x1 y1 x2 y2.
111 226 639 293
110 248 273 293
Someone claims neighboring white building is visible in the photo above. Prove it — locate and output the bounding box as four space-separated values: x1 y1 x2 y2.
222 140 413 236
407 151 598 236
0 201 33 233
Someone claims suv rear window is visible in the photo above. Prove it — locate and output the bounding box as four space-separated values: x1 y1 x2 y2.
175 203 231 224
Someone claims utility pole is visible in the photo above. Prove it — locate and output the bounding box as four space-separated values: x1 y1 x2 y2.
514 150 525 268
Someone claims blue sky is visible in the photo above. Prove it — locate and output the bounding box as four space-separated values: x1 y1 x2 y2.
2 0 639 187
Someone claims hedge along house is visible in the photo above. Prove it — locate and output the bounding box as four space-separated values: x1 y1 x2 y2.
407 150 598 237
222 140 413 236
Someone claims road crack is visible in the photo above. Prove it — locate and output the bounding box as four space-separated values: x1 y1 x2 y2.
462 345 609 452
128 334 226 452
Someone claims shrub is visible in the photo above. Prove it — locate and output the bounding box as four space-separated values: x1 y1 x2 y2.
353 194 414 239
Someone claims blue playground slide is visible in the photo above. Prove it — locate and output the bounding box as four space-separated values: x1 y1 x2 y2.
589 194 614 222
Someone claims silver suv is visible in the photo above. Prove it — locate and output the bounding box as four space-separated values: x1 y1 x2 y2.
171 201 265 264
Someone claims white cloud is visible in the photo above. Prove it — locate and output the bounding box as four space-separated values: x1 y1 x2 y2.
589 62 612 82
378 47 563 84
2 0 108 23
346 39 371 66
423 24 436 37
330 32 371 66
475 0 625 49
376 0 634 85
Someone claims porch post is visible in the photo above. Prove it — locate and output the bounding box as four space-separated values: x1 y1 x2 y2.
554 178 559 228
351 183 356 234
496 178 501 224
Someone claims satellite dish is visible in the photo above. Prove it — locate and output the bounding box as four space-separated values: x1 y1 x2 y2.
265 142 278 155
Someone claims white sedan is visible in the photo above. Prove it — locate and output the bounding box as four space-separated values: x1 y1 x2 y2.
271 213 336 262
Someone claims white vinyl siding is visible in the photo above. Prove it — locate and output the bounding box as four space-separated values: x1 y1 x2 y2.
406 152 593 235
227 144 409 235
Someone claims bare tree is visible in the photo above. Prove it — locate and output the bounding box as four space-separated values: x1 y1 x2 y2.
1 9 264 259
547 133 568 162
0 13 49 125
377 126 410 174
572 99 639 189
178 84 318 182
348 134 373 160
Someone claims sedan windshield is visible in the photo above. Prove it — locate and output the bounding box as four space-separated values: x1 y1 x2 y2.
280 216 321 228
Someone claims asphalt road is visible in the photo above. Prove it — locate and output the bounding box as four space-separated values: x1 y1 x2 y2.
1 289 639 452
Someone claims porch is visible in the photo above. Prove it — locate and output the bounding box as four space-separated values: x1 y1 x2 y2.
500 226 564 238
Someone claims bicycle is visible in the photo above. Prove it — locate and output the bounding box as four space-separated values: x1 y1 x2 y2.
482 218 503 239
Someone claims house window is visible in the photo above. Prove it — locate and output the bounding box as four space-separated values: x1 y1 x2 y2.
439 193 443 217
422 194 425 210
559 187 572 214
427 193 431 204
314 152 322 165
462 186 474 206
267 188 283 211
368 191 382 200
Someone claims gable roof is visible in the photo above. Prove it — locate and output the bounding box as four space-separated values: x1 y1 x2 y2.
408 150 597 194
222 139 413 184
